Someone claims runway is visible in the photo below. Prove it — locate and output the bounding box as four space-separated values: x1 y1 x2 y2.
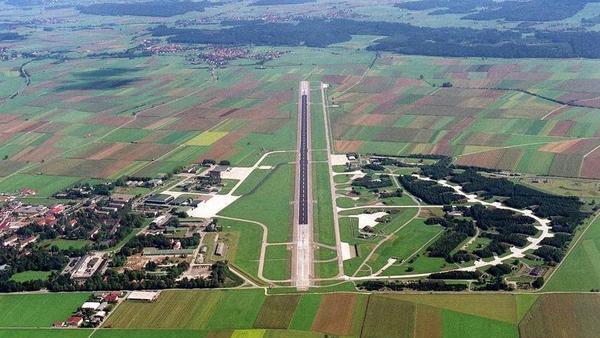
292 81 313 290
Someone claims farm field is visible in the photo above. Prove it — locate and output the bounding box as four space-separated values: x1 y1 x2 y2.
2 290 596 338
327 56 600 179
0 293 90 327
544 216 600 291
0 1 599 337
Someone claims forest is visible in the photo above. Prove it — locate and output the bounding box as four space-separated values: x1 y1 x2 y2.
251 0 315 5
77 0 215 17
151 19 600 58
396 0 599 22
399 175 464 205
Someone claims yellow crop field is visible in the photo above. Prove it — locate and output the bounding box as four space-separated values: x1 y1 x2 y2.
186 131 228 146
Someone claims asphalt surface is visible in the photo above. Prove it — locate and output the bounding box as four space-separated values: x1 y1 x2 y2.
299 91 309 225
293 81 313 290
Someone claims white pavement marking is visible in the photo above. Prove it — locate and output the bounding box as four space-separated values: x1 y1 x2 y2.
350 211 388 230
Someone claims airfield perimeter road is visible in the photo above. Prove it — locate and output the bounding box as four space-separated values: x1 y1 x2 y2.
292 81 314 290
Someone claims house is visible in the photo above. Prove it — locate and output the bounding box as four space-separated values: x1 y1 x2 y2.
111 194 134 204
2 235 18 247
146 179 163 188
215 242 227 256
66 316 83 327
89 227 100 239
100 206 118 213
81 302 101 311
145 194 174 206
150 214 171 228
49 205 64 214
71 253 105 282
14 205 47 216
53 321 66 328
102 292 120 303
19 234 39 249
127 291 160 302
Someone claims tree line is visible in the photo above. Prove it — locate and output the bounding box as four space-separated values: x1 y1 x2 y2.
151 18 600 58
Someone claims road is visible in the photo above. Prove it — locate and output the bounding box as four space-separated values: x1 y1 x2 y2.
320 82 345 277
292 81 314 290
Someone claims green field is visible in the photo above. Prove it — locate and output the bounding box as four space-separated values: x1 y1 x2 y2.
545 215 600 291
220 164 294 243
9 270 52 282
0 293 89 327
41 239 90 250
0 290 596 338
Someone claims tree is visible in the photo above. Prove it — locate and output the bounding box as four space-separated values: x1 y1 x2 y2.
532 276 544 289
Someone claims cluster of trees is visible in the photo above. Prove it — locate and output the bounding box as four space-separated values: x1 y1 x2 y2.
380 188 403 199
150 18 600 59
47 261 240 292
77 1 215 17
351 175 393 190
450 170 587 234
16 205 143 252
420 157 453 179
486 263 513 277
427 231 467 262
358 280 468 292
428 271 482 280
120 231 200 257
399 175 464 205
465 204 537 234
0 33 24 41
396 0 593 22
533 245 564 264
425 216 477 262
417 163 589 264
0 261 241 293
251 0 315 5
0 247 70 292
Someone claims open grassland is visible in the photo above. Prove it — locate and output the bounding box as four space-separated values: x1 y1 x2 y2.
312 162 336 246
341 208 420 277
0 329 91 338
41 238 90 250
371 219 444 276
263 245 291 281
217 218 263 280
9 270 52 282
544 215 600 291
0 293 90 327
220 164 294 243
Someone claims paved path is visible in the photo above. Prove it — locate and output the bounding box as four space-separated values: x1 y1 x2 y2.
345 174 556 281
320 82 346 278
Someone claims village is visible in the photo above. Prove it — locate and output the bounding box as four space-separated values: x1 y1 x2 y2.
0 160 240 294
